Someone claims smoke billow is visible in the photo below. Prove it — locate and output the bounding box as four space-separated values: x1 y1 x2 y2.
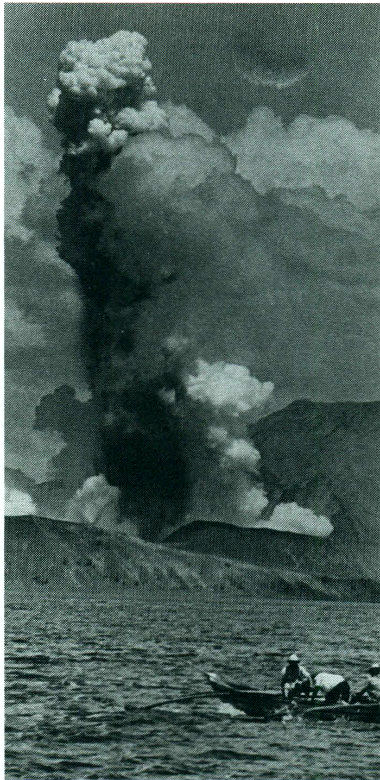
66 474 119 527
48 31 189 536
181 359 271 529
65 474 139 536
186 361 273 415
255 502 333 538
51 30 367 539
48 30 166 180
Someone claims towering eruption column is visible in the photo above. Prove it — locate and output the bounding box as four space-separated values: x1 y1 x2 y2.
50 30 273 538
49 31 175 532
49 29 167 384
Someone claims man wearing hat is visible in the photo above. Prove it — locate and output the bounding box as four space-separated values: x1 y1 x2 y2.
281 653 312 700
353 663 380 702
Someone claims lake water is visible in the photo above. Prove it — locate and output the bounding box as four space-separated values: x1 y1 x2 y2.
5 595 380 779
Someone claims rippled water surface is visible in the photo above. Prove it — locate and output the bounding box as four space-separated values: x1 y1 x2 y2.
5 595 380 779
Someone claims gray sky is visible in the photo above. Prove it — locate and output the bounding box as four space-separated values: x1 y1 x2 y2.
5 4 380 134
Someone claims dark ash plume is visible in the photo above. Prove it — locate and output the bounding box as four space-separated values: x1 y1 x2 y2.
49 31 306 540
49 31 191 536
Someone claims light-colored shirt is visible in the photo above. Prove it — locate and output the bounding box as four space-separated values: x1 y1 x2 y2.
366 674 380 700
314 672 344 692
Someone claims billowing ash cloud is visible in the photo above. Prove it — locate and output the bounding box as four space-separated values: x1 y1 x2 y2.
5 106 55 242
48 30 166 177
5 105 88 480
49 30 380 539
225 108 380 209
255 501 333 538
5 487 37 516
47 31 182 536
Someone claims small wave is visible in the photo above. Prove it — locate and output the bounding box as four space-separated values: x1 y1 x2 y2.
201 747 275 760
9 637 30 644
6 653 53 665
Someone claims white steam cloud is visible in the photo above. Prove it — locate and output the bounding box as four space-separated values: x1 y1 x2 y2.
223 438 261 473
239 486 269 519
255 502 333 538
183 359 271 528
49 31 166 158
66 474 120 528
5 487 37 516
186 360 273 416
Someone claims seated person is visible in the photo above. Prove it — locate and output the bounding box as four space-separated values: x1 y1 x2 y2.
281 654 312 700
311 672 350 705
352 663 380 703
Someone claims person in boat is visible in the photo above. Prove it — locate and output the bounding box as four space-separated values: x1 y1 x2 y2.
281 654 312 700
311 672 350 705
352 663 380 703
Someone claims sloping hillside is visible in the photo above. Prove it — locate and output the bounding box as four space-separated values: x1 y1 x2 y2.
5 401 379 601
5 516 378 601
167 520 379 586
251 400 380 542
166 401 380 588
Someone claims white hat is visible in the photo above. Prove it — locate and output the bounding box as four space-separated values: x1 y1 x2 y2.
288 653 299 662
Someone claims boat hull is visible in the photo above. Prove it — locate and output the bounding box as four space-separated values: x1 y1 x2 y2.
204 673 380 723
204 672 287 718
303 702 380 723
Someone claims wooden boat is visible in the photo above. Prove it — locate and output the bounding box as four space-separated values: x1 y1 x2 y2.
204 672 289 718
204 673 380 723
303 701 380 723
